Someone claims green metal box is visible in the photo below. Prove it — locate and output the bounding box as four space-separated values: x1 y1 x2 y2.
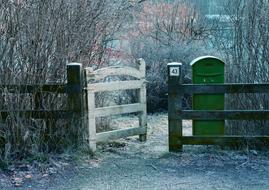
191 56 225 135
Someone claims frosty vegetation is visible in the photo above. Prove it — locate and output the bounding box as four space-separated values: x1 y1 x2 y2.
1 0 269 165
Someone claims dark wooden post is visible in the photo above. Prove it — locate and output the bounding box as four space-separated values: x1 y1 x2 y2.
67 63 84 141
167 62 183 152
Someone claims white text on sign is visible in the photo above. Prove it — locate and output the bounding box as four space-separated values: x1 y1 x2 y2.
169 67 180 76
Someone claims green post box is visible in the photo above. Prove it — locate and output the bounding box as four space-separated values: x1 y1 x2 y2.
190 56 225 136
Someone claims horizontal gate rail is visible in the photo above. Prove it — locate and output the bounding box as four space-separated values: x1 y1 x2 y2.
95 103 143 117
96 127 147 143
85 66 142 81
86 80 144 92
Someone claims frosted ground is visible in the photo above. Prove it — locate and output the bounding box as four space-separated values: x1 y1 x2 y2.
1 113 269 190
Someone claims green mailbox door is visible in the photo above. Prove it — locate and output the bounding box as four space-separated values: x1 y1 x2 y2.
190 56 225 136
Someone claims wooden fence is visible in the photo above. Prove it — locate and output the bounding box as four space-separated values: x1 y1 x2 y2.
84 59 147 151
0 63 84 124
0 60 147 152
168 63 269 152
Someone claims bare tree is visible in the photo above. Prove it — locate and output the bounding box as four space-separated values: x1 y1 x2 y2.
126 0 214 111
212 0 269 137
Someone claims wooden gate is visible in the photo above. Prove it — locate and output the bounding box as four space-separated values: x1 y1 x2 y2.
84 59 147 151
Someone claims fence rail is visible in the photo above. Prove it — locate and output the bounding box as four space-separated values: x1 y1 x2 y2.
178 110 269 120
179 136 269 145
180 83 269 94
0 110 72 119
0 63 84 129
0 84 66 93
167 62 269 152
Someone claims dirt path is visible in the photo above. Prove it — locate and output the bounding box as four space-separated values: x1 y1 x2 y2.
2 113 269 189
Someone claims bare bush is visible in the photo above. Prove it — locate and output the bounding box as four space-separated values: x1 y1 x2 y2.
0 0 144 164
212 0 269 137
127 0 215 112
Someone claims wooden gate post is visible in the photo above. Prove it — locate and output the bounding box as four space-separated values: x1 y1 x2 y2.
167 62 183 152
137 58 147 141
67 63 83 141
85 67 97 152
87 89 96 152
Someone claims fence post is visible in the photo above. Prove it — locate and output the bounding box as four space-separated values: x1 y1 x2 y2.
86 67 97 152
67 63 83 142
167 62 183 152
137 58 147 141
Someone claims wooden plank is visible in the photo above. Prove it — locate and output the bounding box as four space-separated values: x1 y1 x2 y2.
180 110 269 120
86 80 144 92
96 127 147 142
0 84 66 93
180 136 269 145
181 83 269 94
85 66 142 80
95 103 143 117
0 110 72 119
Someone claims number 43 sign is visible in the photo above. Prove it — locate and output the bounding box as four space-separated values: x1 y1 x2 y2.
169 67 180 76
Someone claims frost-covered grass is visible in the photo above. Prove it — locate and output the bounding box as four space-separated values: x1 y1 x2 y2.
2 113 269 190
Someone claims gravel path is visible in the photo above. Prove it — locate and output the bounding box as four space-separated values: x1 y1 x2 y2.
2 113 269 190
